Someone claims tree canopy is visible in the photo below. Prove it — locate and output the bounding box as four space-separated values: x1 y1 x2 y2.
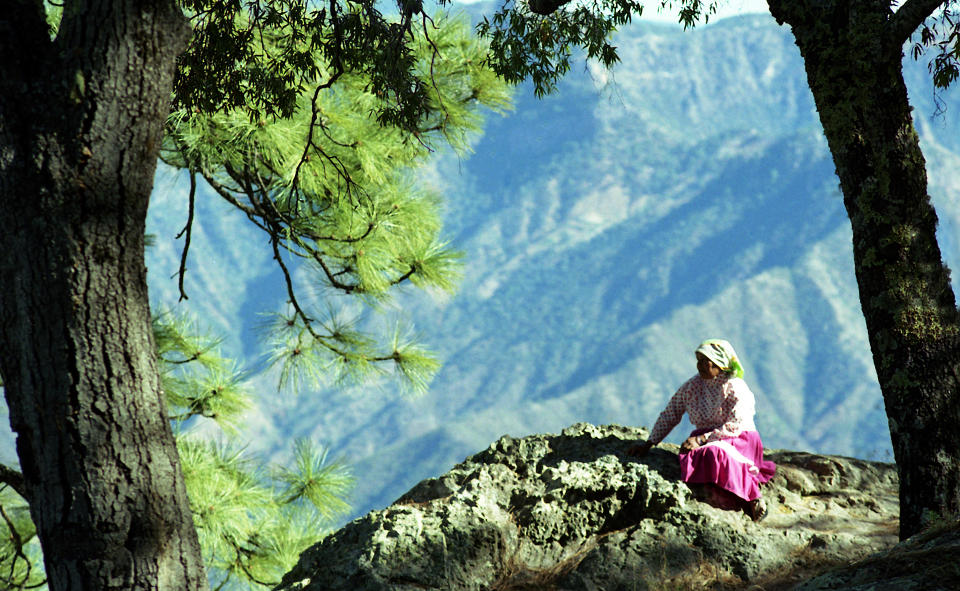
162 11 509 394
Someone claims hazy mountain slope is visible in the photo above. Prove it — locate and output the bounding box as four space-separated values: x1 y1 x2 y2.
307 16 886 516
134 13 960 523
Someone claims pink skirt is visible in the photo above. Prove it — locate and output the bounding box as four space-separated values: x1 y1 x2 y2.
679 429 776 503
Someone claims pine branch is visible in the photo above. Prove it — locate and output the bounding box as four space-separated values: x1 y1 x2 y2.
0 465 27 501
160 13 499 398
230 541 278 588
0 502 43 590
269 233 341 356
268 235 394 365
294 80 347 199
204 175 263 220
175 170 198 302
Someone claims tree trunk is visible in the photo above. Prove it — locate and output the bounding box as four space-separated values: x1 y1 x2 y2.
0 1 208 589
768 0 960 539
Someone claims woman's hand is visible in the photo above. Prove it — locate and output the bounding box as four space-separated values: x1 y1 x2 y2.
680 435 706 453
626 440 654 457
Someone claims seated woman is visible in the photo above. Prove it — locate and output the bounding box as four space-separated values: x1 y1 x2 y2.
628 339 776 521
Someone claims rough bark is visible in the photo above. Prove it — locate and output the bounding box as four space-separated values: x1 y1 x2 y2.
767 0 960 539
0 1 208 589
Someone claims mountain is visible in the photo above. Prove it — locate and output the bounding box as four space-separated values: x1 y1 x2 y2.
137 12 960 524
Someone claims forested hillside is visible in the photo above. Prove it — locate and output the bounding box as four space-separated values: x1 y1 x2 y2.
139 12 960 521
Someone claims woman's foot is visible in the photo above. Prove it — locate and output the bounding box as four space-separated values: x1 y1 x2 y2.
745 497 768 522
699 484 742 510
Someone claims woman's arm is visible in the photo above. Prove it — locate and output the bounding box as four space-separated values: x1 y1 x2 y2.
627 380 692 456
648 382 690 444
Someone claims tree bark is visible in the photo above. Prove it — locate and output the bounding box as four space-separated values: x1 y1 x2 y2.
768 0 960 539
0 1 209 589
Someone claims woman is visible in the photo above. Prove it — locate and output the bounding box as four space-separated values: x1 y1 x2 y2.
627 339 776 521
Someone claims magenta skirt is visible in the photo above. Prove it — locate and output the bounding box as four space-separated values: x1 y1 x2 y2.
679 429 776 502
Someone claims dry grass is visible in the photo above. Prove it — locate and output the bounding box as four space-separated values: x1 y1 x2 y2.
485 500 938 591
487 531 884 591
628 543 857 591
486 542 913 591
719 548 861 591
490 542 596 591
640 557 744 591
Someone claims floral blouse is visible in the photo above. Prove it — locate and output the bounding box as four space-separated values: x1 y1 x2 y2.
648 374 758 445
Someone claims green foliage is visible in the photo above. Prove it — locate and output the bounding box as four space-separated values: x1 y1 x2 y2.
660 0 720 29
174 0 493 131
165 317 355 591
0 315 356 591
156 11 507 591
911 3 960 96
478 0 642 96
275 439 353 518
164 12 509 396
0 486 44 590
156 310 253 433
259 309 442 396
475 0 725 97
165 317 356 591
178 436 350 590
387 323 443 394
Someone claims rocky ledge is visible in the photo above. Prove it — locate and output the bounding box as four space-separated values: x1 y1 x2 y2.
277 423 911 590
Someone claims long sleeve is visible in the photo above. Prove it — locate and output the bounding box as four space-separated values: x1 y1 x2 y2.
701 378 756 442
648 384 688 444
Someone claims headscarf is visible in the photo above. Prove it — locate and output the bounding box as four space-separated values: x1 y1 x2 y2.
695 339 744 379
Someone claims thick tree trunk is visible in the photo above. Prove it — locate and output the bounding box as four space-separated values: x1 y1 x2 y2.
768 0 960 539
0 2 208 589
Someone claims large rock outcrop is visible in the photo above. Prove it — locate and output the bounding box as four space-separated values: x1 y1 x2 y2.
276 423 903 590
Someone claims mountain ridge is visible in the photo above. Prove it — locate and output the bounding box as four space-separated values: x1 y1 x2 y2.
137 13 960 523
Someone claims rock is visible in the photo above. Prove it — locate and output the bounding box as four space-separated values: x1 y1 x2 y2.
795 519 960 591
276 423 900 591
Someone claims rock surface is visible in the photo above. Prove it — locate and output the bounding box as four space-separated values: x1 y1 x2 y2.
277 423 905 590
795 519 960 591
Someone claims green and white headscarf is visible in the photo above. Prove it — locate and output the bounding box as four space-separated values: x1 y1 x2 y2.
695 339 744 379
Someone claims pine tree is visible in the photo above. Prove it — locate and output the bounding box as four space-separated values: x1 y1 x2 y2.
158 312 359 591
0 3 508 589
0 12 510 585
0 312 357 591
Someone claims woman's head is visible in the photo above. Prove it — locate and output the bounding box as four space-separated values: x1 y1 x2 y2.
694 339 744 379
696 352 723 379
